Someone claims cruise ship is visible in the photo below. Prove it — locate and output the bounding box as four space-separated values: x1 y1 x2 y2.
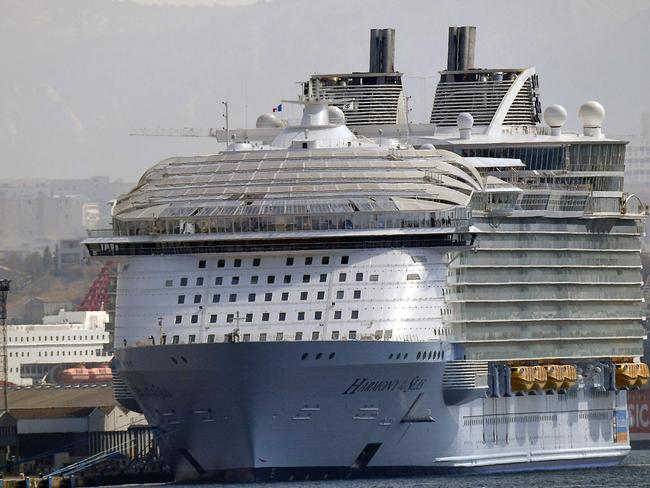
85 27 648 482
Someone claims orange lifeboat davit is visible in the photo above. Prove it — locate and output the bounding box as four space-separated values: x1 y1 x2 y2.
59 366 92 383
89 366 112 383
531 365 548 390
510 366 535 392
615 363 639 389
543 365 565 390
635 363 650 387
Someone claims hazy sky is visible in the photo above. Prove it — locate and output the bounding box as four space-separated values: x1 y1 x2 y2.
2 0 650 181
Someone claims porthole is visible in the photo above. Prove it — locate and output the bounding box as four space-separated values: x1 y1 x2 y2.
404 353 408 359
428 351 433 360
171 357 178 364
396 353 401 360
180 356 188 364
301 353 308 360
329 352 335 360
316 353 322 360
417 352 421 360
388 353 393 359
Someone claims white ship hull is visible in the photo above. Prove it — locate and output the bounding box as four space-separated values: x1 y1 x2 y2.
114 341 630 482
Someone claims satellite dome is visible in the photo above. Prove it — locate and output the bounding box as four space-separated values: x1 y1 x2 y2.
420 143 436 150
256 113 284 129
327 105 346 126
543 104 567 128
578 101 606 128
457 112 474 130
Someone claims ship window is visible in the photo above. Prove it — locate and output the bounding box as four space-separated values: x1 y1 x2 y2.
234 259 241 268
341 256 349 264
193 294 202 304
303 274 310 283
334 311 342 320
178 295 185 304
300 292 308 300
276 332 284 341
322 256 330 265
338 273 347 282
317 291 325 300
353 290 361 299
265 292 273 302
349 330 357 340
260 333 267 342
336 290 344 299
215 277 223 285
243 333 251 342
198 260 206 269
319 273 327 282
248 293 256 302
180 277 188 286
305 257 313 265
231 276 240 285
279 312 286 321
253 258 261 267
226 314 234 323
172 336 179 344
355 273 363 282
298 312 305 321
251 275 259 284
191 315 198 324
369 274 379 282
188 335 196 343
262 312 270 321
245 313 253 323
331 331 339 340
217 259 225 268
296 332 303 341
407 273 420 281
267 275 275 284
385 329 393 339
165 280 173 287
196 277 204 286
281 292 289 301
207 334 215 343
210 314 218 323
312 331 320 340
286 257 294 266
374 330 383 340
284 274 292 284
329 352 335 359
315 311 322 320
212 294 220 303
411 256 427 263
351 310 359 319
229 294 237 302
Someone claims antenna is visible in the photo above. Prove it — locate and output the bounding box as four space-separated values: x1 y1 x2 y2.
222 101 230 146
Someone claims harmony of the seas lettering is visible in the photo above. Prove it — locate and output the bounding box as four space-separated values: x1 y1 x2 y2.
343 376 426 395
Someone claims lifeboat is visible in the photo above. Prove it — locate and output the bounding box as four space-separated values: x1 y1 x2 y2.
531 365 548 390
59 366 91 383
615 363 639 389
510 366 535 392
635 363 650 387
560 365 577 389
89 366 112 383
543 365 565 389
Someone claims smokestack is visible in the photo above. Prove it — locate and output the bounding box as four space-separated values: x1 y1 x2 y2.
447 26 476 71
369 28 395 73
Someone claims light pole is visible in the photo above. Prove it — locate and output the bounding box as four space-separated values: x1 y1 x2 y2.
0 279 10 414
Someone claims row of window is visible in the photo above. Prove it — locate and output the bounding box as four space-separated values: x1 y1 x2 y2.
8 334 106 343
8 349 101 358
168 271 378 289
200 256 344 270
179 289 364 306
165 328 375 345
174 309 361 325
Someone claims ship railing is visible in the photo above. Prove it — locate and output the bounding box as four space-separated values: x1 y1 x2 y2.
87 228 116 238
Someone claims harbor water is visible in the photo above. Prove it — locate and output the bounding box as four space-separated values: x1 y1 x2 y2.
160 449 650 488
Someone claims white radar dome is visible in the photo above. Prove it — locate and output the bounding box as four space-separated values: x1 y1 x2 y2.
457 112 474 130
578 101 606 128
256 113 284 129
327 106 346 126
543 104 567 128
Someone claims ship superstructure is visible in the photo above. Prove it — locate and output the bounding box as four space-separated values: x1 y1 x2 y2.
85 27 648 482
